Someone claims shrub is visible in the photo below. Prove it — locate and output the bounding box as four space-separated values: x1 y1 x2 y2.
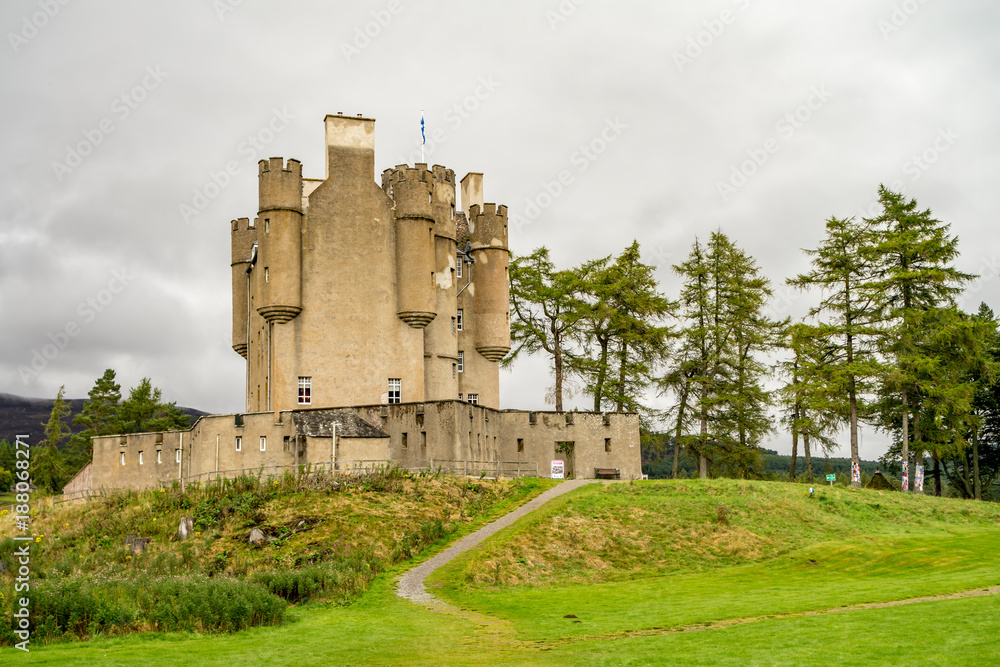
0 575 284 645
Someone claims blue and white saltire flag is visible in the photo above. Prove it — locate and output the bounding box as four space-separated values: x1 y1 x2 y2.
420 110 426 162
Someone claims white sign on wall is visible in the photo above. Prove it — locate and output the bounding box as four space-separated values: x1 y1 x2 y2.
551 459 564 479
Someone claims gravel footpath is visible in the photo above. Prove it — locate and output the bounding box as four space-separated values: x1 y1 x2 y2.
396 479 597 605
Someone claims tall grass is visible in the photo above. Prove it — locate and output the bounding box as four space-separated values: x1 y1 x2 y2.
0 575 284 645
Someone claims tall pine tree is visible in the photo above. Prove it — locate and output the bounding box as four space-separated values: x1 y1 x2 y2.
789 216 882 487
68 369 122 471
866 186 973 490
673 232 777 478
33 386 72 492
507 248 581 411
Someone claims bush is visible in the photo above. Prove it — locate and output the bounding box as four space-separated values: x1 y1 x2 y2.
0 575 285 645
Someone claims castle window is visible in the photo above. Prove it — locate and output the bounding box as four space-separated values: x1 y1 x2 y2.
517 438 524 453
260 436 266 452
283 436 291 452
157 450 162 464
605 438 612 453
388 378 401 404
458 351 464 373
298 377 312 405
265 267 269 283
456 256 462 278
139 451 144 465
428 193 432 204
451 317 455 333
236 436 242 452
452 363 456 379
451 203 456 218
120 452 125 466
468 394 479 405
457 309 463 331
458 393 463 400
402 433 408 448
175 449 181 463
264 218 270 233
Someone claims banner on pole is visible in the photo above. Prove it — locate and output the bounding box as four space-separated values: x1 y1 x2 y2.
902 460 909 492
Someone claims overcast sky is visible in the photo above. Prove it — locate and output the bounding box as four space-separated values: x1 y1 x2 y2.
2 1 999 460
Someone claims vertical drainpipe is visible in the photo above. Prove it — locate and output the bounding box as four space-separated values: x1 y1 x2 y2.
246 273 251 412
179 432 184 492
267 322 273 412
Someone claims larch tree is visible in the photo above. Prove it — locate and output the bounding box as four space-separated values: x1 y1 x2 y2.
507 247 581 411
68 368 122 471
570 242 674 418
673 232 776 478
913 306 997 497
117 378 190 434
33 385 72 492
674 237 717 478
599 242 674 416
780 323 841 482
866 186 973 491
789 215 882 487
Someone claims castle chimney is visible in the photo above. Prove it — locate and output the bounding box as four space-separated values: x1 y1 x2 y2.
324 113 375 182
460 173 483 215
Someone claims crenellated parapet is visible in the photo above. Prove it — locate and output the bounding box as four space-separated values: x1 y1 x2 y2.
468 203 508 251
381 163 457 193
256 157 303 324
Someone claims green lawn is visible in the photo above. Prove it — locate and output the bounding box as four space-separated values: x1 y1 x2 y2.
5 479 1000 665
432 529 1000 642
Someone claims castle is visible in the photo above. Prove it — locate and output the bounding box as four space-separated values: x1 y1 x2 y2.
78 114 641 493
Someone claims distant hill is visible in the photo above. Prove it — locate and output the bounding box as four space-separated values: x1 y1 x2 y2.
0 392 209 445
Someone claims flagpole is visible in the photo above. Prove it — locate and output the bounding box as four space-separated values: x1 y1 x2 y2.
420 110 425 164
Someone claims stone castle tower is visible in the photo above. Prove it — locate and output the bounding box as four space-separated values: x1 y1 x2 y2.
231 114 511 414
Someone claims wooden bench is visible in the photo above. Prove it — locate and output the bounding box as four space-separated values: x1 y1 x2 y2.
595 468 620 480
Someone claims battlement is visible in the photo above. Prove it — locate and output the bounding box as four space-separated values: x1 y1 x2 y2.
258 157 303 213
231 218 258 264
469 203 509 249
381 163 456 194
231 217 252 232
259 157 302 177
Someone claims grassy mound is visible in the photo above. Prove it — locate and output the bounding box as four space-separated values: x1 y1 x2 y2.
433 479 1000 590
0 469 552 645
